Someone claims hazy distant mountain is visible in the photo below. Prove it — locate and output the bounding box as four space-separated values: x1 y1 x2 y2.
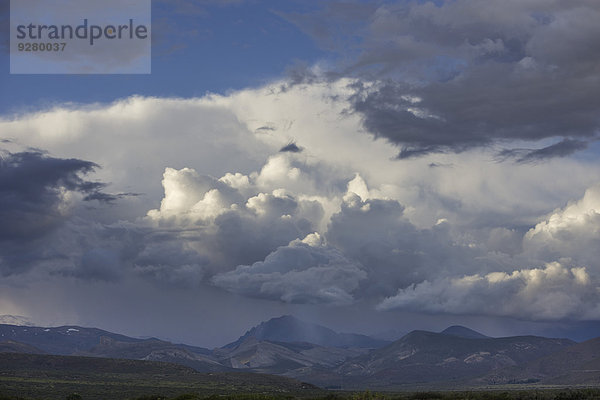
0 324 147 355
440 325 490 339
0 340 45 354
482 336 600 386
326 330 574 389
0 323 218 371
85 336 227 372
224 315 389 349
370 328 408 342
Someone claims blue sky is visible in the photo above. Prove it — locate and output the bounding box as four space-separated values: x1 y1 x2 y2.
0 1 326 113
1 0 600 347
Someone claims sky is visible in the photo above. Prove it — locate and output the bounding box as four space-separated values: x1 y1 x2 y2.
1 0 600 348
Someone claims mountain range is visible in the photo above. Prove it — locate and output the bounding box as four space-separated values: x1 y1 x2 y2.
0 315 597 390
328 330 573 389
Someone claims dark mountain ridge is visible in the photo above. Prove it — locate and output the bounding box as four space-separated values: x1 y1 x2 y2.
325 330 575 389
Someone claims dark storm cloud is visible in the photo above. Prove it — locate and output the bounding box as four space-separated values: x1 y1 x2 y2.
279 142 302 153
284 0 600 158
498 139 590 163
351 66 600 158
83 191 140 203
72 248 123 282
0 150 106 241
0 149 115 276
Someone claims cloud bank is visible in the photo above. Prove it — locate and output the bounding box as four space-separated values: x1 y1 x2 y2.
1 75 600 329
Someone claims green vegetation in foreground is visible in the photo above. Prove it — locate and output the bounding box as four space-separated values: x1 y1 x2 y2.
4 389 600 400
0 353 320 400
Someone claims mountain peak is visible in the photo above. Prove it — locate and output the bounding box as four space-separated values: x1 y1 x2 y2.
223 315 389 349
440 325 489 339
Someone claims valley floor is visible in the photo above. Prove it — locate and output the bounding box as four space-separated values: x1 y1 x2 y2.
3 385 600 400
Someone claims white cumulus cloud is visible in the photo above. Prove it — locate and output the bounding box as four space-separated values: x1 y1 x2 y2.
378 261 599 320
524 184 600 267
212 233 367 305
